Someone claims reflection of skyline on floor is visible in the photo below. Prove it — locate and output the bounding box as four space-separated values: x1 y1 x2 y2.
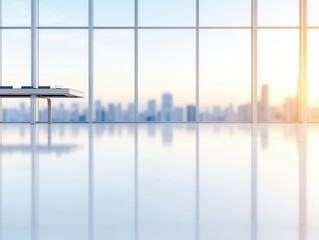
0 123 302 150
0 123 315 239
3 84 319 122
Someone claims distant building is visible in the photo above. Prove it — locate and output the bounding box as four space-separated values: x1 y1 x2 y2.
19 103 27 121
173 107 184 121
259 84 269 121
127 103 135 122
187 105 196 122
116 103 122 121
237 104 250 121
107 103 116 122
70 103 80 121
224 104 235 121
283 97 298 121
58 103 66 122
212 106 223 121
200 111 211 121
161 93 173 121
270 106 282 120
39 108 47 122
95 100 104 121
146 99 156 121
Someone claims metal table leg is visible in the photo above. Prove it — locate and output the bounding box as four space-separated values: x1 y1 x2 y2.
47 99 52 124
30 95 36 124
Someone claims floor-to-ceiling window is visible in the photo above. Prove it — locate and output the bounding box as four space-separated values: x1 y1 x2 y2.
257 0 300 122
1 0 31 122
0 0 315 123
199 0 251 122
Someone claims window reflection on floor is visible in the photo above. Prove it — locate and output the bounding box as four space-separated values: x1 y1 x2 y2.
0 123 317 240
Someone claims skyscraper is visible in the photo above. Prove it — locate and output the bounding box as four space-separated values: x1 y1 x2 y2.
147 99 156 121
212 106 223 121
57 103 66 122
161 93 173 121
116 103 122 121
237 104 250 121
224 104 235 121
173 107 184 121
70 103 80 122
127 103 135 122
107 103 116 122
260 84 269 121
187 105 196 122
283 97 297 121
95 100 104 121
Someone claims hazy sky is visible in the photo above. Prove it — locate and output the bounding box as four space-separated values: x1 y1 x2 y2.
1 0 319 110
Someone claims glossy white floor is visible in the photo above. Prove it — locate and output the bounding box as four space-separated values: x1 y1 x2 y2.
0 123 317 240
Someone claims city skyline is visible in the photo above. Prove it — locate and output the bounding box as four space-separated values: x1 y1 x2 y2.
3 84 319 122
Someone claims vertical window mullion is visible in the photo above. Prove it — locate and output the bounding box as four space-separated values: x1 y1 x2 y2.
89 0 94 123
300 0 307 122
31 0 39 123
134 0 138 122
196 0 199 122
252 0 258 123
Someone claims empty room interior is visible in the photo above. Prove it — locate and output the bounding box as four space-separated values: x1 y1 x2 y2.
0 0 319 239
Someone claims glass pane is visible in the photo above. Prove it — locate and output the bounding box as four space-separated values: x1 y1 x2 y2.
94 30 134 122
39 30 88 122
308 0 319 26
138 30 196 122
200 125 251 239
2 0 31 26
139 125 196 239
94 0 134 26
39 0 88 26
199 30 251 122
2 30 31 122
200 0 251 26
307 30 319 121
139 0 195 26
258 0 299 26
94 125 135 238
258 30 299 122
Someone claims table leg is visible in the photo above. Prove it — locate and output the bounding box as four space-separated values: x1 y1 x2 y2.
47 99 52 124
30 95 36 125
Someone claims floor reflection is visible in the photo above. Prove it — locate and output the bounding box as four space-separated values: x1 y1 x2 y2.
0 124 315 240
2 128 79 155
